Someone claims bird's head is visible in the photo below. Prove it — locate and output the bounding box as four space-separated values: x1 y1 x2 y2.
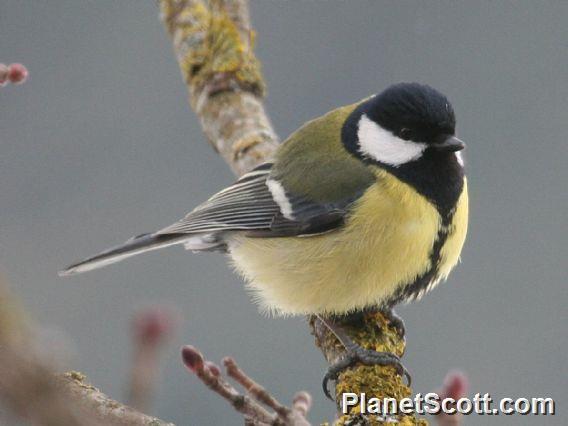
342 83 465 167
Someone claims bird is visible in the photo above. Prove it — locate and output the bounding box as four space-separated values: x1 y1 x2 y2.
60 82 468 396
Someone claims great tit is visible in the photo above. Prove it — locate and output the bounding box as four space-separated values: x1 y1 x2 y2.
61 82 468 318
61 82 468 393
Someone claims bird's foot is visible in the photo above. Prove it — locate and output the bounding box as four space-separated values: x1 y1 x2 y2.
322 344 411 400
379 308 406 339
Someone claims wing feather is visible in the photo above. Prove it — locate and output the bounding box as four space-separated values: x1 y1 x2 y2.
156 162 363 238
156 164 281 235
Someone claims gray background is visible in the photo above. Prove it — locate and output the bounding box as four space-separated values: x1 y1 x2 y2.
1 1 566 424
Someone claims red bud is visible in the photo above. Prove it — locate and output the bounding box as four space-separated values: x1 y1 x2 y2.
440 370 469 400
8 63 28 84
205 361 221 377
181 345 204 373
132 306 177 346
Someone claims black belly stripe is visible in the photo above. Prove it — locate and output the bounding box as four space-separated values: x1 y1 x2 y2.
384 206 457 308
378 151 464 307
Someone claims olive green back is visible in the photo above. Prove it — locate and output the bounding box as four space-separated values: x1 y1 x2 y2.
272 101 374 204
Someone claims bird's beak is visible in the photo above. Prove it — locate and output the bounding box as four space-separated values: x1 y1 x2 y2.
432 135 466 152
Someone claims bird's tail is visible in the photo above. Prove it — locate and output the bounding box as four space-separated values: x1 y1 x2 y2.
59 233 194 276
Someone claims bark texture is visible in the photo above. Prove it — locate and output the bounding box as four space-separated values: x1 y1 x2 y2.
160 0 279 176
59 372 175 426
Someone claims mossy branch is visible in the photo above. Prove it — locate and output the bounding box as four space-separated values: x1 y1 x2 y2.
160 0 279 176
159 1 425 424
311 312 427 425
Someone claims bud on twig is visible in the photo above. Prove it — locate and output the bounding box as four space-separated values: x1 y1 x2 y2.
0 63 28 86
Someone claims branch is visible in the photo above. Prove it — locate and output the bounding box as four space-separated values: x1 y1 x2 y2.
159 1 424 424
60 372 175 426
160 0 279 176
311 312 426 425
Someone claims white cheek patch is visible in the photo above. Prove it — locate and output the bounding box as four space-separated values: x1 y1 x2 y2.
357 114 426 166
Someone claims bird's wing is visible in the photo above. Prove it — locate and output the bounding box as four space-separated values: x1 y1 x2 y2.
156 162 367 238
60 158 371 276
59 103 375 275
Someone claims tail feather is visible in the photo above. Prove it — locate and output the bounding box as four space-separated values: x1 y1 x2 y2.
59 233 191 276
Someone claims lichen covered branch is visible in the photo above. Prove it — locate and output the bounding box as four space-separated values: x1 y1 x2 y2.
160 0 279 176
311 312 427 425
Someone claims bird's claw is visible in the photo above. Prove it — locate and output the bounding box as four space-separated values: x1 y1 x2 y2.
322 346 411 401
380 308 406 339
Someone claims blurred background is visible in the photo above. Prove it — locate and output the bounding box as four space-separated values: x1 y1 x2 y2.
1 1 566 424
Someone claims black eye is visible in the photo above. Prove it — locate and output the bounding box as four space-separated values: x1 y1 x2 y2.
399 128 412 140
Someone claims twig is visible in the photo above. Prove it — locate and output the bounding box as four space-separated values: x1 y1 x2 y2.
182 345 312 426
182 345 276 424
224 356 292 418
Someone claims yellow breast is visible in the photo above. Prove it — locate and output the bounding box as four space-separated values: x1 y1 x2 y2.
229 171 468 316
438 179 469 281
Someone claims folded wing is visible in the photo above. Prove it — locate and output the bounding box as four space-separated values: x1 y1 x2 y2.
60 162 358 276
